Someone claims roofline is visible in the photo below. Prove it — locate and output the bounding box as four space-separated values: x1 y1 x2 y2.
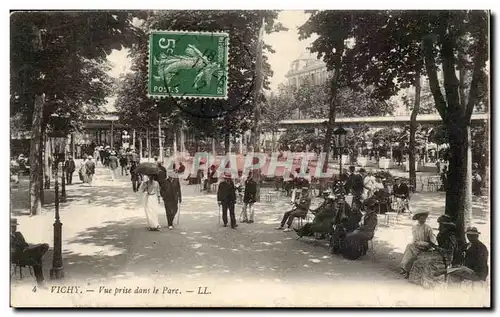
285 64 328 78
273 113 489 127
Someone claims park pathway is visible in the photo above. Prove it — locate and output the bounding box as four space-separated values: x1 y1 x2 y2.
10 165 490 307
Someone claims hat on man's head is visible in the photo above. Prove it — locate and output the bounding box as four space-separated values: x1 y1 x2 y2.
364 197 378 208
437 214 456 227
10 218 19 226
412 211 429 220
359 168 366 173
466 227 481 235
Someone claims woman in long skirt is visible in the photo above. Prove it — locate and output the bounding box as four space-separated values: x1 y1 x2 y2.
80 161 88 184
408 216 457 289
139 174 161 231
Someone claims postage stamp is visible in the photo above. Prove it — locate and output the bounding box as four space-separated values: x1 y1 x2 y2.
148 30 229 99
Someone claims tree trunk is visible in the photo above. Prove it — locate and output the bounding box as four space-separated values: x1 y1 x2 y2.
132 129 136 149
224 132 230 154
139 132 143 160
39 128 46 204
271 130 276 152
251 16 266 202
446 122 469 265
321 46 343 175
147 128 151 162
173 131 178 160
465 126 472 227
29 94 44 216
111 120 114 149
158 117 163 163
409 72 421 191
211 137 216 157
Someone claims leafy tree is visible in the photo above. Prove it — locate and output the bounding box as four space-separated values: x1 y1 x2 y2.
11 11 141 215
115 11 286 154
298 11 395 177
304 10 489 260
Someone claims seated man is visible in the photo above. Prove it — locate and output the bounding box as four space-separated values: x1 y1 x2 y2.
296 190 335 238
276 187 312 232
310 189 332 216
392 177 411 213
10 218 49 285
444 227 489 283
400 211 437 278
338 198 378 260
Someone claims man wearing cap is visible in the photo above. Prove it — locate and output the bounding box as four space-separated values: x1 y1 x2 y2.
400 211 437 278
217 173 238 229
10 218 49 285
445 227 489 283
276 187 312 232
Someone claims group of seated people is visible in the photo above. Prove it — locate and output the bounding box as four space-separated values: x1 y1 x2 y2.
276 182 378 260
400 211 489 288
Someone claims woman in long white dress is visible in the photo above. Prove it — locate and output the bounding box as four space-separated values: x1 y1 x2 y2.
139 175 162 231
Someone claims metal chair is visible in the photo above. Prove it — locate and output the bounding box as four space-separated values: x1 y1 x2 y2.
10 259 34 280
265 191 279 202
427 176 441 192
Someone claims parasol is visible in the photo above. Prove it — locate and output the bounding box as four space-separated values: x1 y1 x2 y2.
135 162 160 175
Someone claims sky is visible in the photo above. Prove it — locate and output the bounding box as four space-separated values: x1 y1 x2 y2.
106 10 317 92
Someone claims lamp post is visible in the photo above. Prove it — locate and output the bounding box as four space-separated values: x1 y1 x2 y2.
333 126 348 202
50 134 66 279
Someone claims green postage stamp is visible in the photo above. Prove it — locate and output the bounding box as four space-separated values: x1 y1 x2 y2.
148 30 229 99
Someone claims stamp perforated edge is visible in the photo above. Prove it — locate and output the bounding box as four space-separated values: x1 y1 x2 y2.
147 29 230 100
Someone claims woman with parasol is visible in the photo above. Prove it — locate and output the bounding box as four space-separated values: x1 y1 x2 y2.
136 163 162 231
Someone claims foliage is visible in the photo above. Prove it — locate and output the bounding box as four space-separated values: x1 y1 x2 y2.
10 11 142 134
115 10 287 140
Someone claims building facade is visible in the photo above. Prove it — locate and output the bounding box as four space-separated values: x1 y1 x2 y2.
284 52 330 88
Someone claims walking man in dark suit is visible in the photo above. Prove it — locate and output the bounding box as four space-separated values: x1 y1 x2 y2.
159 167 182 230
241 172 257 223
64 156 76 185
217 173 238 229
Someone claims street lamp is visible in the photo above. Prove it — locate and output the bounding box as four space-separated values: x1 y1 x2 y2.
49 133 66 279
333 126 347 173
333 126 348 198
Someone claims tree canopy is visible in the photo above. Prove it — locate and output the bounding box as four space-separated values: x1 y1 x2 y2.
10 11 142 134
115 10 287 140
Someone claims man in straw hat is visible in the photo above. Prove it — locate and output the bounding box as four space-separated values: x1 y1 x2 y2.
444 227 489 283
400 210 437 278
217 172 238 229
10 218 49 285
276 187 312 232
